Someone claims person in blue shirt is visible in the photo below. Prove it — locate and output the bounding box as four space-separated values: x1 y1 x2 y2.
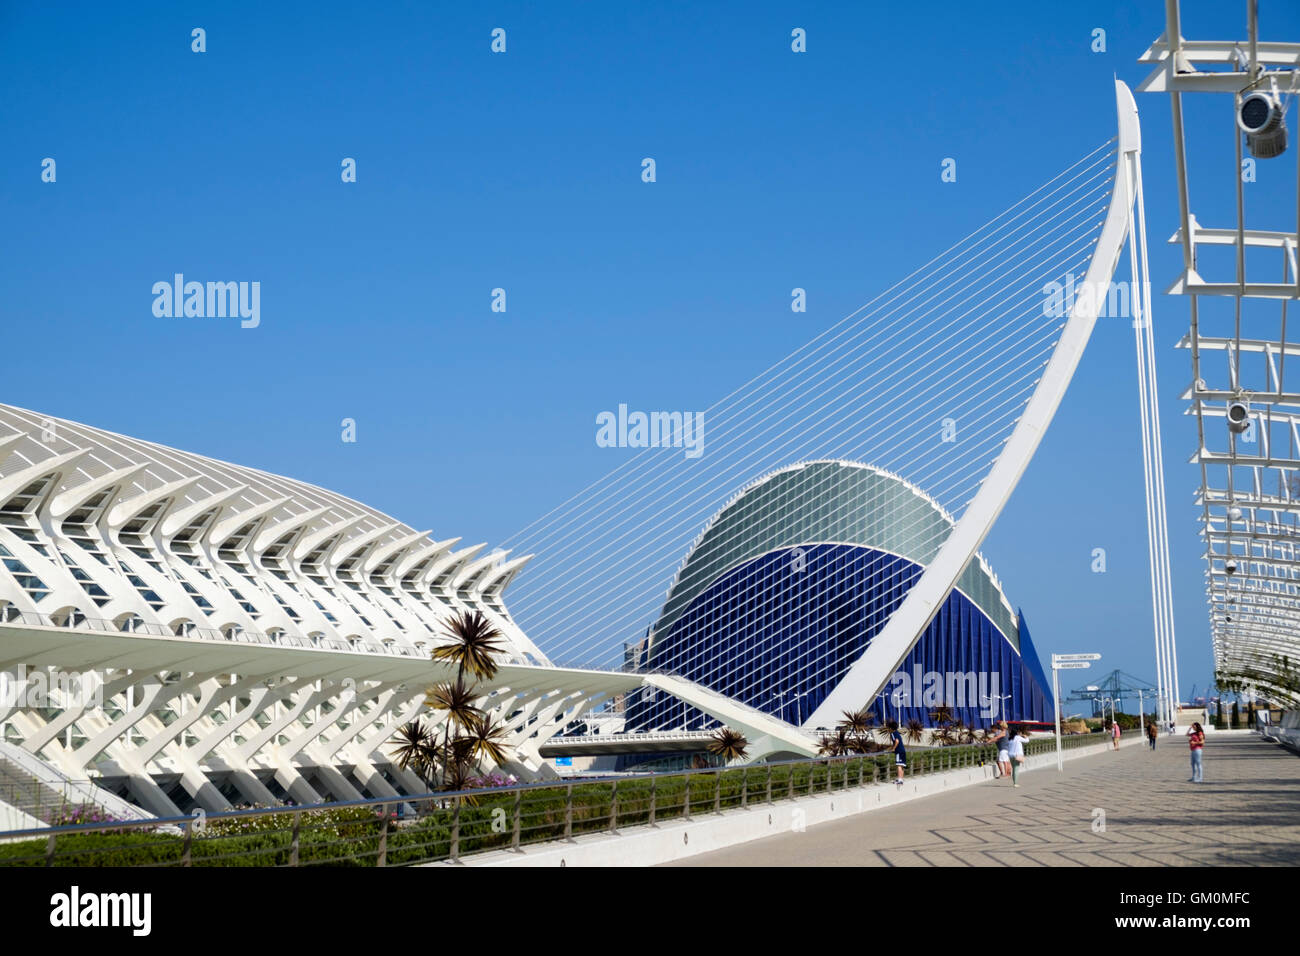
888 720 907 786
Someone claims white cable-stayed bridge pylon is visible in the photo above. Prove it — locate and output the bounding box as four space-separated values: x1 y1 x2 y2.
1125 131 1180 731
807 81 1142 726
500 81 1144 738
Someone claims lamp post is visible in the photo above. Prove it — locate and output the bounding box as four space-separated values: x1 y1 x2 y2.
1093 696 1116 735
981 693 1012 724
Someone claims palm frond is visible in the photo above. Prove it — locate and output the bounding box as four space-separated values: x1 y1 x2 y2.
706 727 749 762
389 719 438 783
432 609 506 680
463 714 511 767
425 679 484 730
905 718 925 744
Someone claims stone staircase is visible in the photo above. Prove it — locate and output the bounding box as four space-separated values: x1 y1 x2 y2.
0 756 70 827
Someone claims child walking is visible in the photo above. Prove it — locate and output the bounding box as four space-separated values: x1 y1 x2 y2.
888 720 907 786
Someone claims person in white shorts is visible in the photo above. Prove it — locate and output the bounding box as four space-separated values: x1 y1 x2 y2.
1007 726 1027 788
992 721 1011 781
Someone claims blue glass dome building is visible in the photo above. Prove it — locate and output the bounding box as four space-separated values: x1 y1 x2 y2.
627 460 1054 733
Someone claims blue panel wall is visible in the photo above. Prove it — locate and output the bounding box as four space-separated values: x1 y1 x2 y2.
627 543 1052 732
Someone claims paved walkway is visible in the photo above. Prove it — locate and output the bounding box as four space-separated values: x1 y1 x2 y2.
666 733 1300 866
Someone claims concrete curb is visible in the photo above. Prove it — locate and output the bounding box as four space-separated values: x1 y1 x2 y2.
445 736 1144 867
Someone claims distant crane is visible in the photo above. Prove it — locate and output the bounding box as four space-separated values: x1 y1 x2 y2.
1066 669 1159 715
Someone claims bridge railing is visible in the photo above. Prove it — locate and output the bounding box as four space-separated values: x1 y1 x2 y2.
0 732 1103 867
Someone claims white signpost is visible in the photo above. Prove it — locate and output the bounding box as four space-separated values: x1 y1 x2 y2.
1052 653 1101 771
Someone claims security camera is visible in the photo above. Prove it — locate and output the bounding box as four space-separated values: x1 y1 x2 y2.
1225 558 1238 575
1227 400 1251 434
1225 615 1233 623
1238 91 1288 159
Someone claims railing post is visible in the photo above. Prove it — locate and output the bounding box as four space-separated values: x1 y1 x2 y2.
563 784 574 841
683 773 692 821
44 832 56 867
741 768 748 808
609 780 619 833
377 805 389 867
713 770 721 814
766 764 773 804
181 817 193 868
289 809 301 867
451 796 462 861
511 789 522 851
788 764 795 800
649 775 657 826
858 759 864 788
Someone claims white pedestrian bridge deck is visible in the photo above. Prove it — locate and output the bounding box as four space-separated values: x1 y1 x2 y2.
667 731 1300 867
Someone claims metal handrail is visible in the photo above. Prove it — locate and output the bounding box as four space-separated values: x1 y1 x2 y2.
0 731 1108 867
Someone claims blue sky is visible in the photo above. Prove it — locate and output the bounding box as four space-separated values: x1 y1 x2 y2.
4 1 1297 708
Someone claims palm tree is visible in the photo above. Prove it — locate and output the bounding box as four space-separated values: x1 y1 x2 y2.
929 704 955 725
905 718 925 745
389 719 438 786
426 679 483 729
433 609 505 682
706 727 749 762
850 736 880 755
463 713 511 768
422 610 510 788
839 707 873 737
425 679 483 788
950 717 975 745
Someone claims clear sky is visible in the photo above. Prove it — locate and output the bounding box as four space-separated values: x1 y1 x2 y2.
4 1 1298 709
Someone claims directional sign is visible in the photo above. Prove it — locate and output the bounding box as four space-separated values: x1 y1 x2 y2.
1053 653 1101 661
1052 661 1092 670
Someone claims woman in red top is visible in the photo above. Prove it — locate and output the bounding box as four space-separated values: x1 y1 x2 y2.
1187 721 1205 783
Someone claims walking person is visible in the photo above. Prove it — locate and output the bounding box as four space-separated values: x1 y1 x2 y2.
990 720 1012 781
1187 721 1205 783
1146 720 1158 750
888 720 907 786
1007 724 1027 788
1112 718 1121 751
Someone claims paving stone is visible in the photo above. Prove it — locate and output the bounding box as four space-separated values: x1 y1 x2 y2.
665 734 1300 867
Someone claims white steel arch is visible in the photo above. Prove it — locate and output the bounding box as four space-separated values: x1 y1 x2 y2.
807 81 1144 727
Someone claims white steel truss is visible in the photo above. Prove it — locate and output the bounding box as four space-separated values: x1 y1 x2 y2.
1140 0 1300 706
